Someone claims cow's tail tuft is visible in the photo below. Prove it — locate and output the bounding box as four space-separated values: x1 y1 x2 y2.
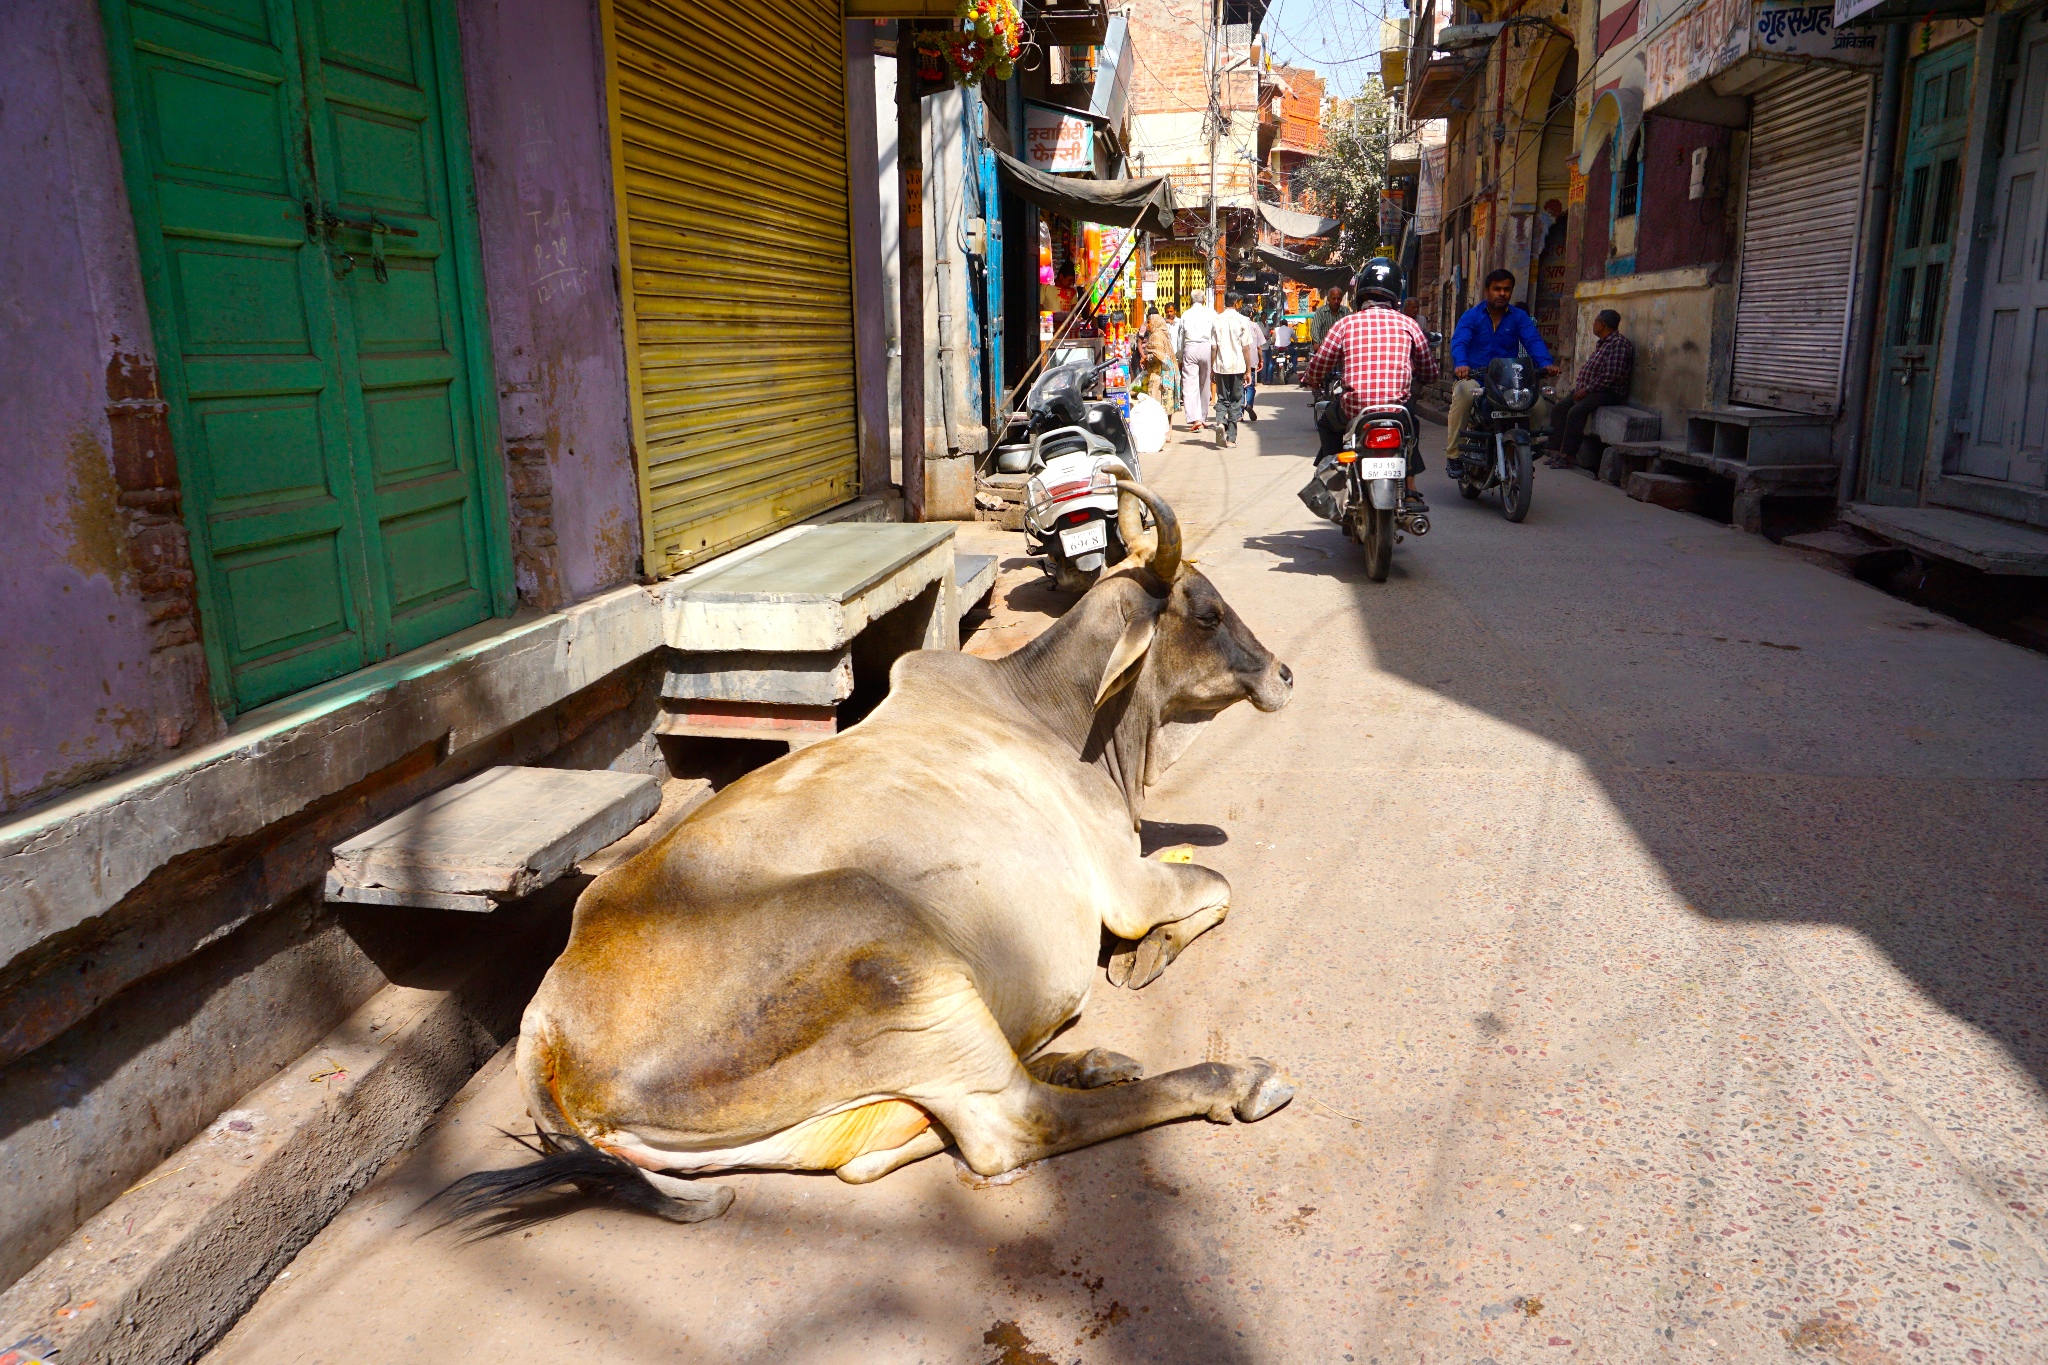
426 1129 733 1231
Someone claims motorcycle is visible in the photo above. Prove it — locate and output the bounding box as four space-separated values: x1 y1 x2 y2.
1302 378 1430 583
1021 359 1142 593
1447 355 1542 523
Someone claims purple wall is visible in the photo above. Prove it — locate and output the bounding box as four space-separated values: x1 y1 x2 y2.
458 0 642 605
0 0 218 817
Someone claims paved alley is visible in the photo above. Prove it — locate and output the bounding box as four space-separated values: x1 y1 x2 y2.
206 391 2048 1365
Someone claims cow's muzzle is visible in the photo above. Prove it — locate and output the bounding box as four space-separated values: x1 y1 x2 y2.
1250 660 1293 712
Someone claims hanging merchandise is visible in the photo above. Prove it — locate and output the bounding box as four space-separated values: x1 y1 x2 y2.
917 0 1024 86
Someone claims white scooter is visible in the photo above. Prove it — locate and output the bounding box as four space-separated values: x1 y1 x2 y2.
1025 428 1137 593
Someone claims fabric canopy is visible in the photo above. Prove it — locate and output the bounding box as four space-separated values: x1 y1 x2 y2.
1257 201 1340 239
1255 246 1352 290
993 149 1177 234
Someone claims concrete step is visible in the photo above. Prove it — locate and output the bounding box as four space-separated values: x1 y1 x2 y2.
957 552 998 608
0 779 712 1365
326 766 661 912
1780 528 1907 574
1627 470 1704 512
1842 503 2048 576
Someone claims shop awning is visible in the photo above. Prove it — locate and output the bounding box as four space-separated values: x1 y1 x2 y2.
1257 201 1340 239
1255 246 1352 290
993 150 1176 233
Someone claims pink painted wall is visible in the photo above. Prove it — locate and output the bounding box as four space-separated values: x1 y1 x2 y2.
0 0 218 817
458 0 642 606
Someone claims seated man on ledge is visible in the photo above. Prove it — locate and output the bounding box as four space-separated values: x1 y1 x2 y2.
1549 308 1635 467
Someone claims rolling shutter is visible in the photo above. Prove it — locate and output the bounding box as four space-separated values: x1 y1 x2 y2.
1730 67 1873 414
604 0 859 577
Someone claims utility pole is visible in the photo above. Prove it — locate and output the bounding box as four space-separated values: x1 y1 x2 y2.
1206 0 1220 303
898 26 926 520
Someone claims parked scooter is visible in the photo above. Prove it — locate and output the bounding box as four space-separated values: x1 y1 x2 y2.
1021 359 1142 593
1301 377 1430 583
1446 356 1543 522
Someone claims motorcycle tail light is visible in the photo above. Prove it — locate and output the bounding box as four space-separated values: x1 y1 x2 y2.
1044 480 1089 501
1363 426 1403 449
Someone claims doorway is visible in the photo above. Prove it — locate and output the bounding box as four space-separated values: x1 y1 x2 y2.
1867 41 1973 503
101 0 509 714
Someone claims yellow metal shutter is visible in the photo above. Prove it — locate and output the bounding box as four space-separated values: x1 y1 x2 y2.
603 0 860 577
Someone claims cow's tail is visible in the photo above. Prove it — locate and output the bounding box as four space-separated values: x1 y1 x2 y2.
428 1129 731 1228
426 1028 734 1230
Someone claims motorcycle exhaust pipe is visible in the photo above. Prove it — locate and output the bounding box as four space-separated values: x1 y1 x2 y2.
1409 514 1431 536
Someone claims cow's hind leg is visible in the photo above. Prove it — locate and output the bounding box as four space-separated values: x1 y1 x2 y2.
835 1128 948 1185
1106 860 1232 989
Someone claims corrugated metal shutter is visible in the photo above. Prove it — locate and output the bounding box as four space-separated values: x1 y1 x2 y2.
1730 67 1874 414
604 0 859 576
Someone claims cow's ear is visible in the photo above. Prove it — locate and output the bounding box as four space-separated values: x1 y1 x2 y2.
1094 611 1158 707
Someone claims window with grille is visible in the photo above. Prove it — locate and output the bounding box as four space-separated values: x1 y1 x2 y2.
1616 133 1642 218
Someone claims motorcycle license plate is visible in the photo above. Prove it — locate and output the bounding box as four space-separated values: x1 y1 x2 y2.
1059 520 1109 556
1356 456 1407 480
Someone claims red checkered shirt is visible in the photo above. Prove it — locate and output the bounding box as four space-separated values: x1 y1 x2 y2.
1301 305 1440 420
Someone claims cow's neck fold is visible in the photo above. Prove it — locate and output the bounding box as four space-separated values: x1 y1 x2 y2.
996 582 1162 827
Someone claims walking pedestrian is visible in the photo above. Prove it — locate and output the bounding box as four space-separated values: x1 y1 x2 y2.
1163 303 1184 414
1178 291 1217 432
1547 309 1634 468
1211 292 1258 446
1141 308 1175 406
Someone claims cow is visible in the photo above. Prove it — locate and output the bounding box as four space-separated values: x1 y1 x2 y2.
440 482 1295 1227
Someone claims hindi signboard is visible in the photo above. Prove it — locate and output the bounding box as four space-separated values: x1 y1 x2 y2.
1025 104 1095 174
1647 0 1878 107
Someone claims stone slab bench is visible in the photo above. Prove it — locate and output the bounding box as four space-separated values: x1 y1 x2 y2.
326 766 661 912
1686 406 1835 468
1590 404 1662 445
958 552 998 609
656 523 959 748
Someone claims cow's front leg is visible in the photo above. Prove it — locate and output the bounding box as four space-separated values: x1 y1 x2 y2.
1105 860 1231 989
1026 1048 1144 1088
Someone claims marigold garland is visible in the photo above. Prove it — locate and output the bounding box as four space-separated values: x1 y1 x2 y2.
917 0 1024 86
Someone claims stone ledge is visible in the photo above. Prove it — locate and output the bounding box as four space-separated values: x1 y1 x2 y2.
0 888 574 1365
0 583 664 979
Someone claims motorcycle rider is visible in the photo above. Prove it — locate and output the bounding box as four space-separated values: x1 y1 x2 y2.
1300 257 1439 512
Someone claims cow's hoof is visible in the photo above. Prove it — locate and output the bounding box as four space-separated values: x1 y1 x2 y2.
1122 926 1176 989
1233 1059 1295 1123
642 1172 736 1222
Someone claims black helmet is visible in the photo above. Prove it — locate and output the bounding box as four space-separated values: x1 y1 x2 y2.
1355 256 1404 303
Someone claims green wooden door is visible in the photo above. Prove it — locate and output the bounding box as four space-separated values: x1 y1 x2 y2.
1867 43 1973 504
102 0 509 714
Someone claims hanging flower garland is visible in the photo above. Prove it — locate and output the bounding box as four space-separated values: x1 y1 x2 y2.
916 0 1024 86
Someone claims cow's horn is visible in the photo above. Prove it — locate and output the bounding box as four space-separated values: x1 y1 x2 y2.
1114 480 1181 584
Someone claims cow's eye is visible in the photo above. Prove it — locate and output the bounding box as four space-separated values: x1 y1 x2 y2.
1195 608 1223 630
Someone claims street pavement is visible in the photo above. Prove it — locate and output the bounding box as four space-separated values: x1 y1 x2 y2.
207 390 2048 1364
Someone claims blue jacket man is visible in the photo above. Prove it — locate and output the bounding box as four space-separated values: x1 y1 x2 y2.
1447 268 1559 457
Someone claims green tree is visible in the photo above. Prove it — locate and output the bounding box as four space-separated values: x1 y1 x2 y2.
1298 81 1392 265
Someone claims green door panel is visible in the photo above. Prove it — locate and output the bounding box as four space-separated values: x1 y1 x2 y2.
1868 43 1974 504
103 0 509 714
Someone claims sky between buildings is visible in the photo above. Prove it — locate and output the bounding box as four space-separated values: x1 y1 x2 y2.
1262 0 1395 100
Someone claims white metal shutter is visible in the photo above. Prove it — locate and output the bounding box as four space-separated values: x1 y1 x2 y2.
1730 67 1874 413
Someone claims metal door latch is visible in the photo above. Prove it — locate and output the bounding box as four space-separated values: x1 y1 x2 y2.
304 202 419 282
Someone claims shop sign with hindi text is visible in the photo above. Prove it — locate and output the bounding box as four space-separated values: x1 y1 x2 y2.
1025 103 1094 174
